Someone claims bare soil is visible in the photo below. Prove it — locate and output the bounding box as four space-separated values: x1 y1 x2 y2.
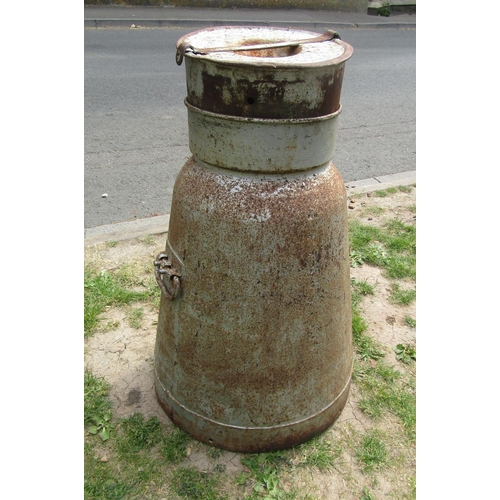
84 186 416 499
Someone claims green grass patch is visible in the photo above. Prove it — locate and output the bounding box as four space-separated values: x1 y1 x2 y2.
356 430 388 472
241 451 291 498
84 448 133 500
171 467 227 500
389 283 416 305
349 218 416 280
126 306 144 329
84 266 155 337
84 371 113 428
354 359 416 441
351 281 385 361
361 487 377 500
405 316 416 328
294 433 342 471
161 427 192 463
363 205 385 216
351 278 376 297
117 413 164 454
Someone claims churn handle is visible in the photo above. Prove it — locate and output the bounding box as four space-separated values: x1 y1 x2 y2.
176 29 341 65
154 253 181 300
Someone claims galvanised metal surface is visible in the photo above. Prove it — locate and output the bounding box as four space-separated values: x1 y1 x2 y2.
154 26 353 452
186 100 342 172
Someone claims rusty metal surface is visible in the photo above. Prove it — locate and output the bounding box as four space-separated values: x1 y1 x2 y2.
154 253 182 301
154 158 352 452
154 25 353 452
178 26 352 118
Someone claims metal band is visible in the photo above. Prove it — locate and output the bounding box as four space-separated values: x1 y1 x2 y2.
154 365 352 431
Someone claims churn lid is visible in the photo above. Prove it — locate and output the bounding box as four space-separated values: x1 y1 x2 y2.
176 26 353 119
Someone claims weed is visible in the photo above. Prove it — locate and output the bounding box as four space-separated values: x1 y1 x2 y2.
362 487 377 500
350 249 365 268
105 240 118 248
405 316 416 328
353 328 385 361
395 343 416 364
84 371 112 427
356 430 388 472
207 446 224 460
242 451 290 498
398 185 413 193
374 189 389 197
236 472 249 486
88 411 112 441
377 2 391 17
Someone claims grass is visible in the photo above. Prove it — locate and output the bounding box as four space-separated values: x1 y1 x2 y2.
349 217 416 280
126 306 144 329
84 186 416 499
405 316 416 328
84 264 158 337
389 283 416 306
171 467 227 500
354 360 416 441
356 430 388 472
294 433 342 470
84 371 112 427
161 427 192 463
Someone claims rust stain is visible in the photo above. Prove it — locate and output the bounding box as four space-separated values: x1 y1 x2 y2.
186 62 347 118
155 26 353 452
155 158 352 449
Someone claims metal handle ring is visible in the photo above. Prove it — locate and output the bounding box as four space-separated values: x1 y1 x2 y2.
154 253 181 300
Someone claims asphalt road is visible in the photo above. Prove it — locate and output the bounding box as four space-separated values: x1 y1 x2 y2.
84 26 415 229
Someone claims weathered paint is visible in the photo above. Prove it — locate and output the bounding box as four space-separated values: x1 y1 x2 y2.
186 100 342 172
179 26 352 118
154 26 353 452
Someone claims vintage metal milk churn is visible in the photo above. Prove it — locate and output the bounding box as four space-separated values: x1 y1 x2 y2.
154 26 353 453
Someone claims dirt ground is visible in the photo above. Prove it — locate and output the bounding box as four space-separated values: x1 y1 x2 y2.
84 185 416 498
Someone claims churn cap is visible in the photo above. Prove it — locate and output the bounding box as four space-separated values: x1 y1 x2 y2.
176 26 353 120
176 26 352 68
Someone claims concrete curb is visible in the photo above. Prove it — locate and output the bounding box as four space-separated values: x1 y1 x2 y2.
84 18 415 29
84 170 415 247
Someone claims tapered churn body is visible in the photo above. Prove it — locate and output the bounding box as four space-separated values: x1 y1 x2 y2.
154 26 353 453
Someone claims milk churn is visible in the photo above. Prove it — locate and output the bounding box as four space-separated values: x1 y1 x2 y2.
154 26 353 453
